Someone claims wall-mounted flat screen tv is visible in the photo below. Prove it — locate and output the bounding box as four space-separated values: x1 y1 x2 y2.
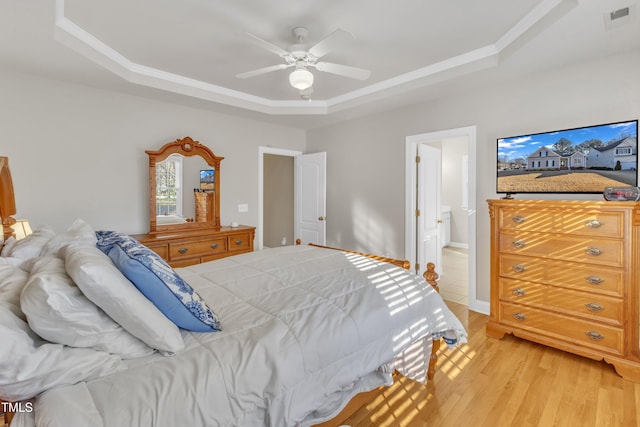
497 119 638 196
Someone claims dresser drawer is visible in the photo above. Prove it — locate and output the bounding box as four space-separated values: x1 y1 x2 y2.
498 208 562 232
499 278 623 325
560 211 624 238
499 302 623 355
498 208 624 238
144 242 169 261
228 233 251 253
132 226 255 267
499 231 624 267
498 254 624 296
169 237 228 259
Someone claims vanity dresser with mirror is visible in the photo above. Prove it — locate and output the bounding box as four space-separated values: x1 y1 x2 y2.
132 136 255 267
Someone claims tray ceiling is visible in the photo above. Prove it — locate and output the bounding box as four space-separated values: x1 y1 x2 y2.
0 0 638 125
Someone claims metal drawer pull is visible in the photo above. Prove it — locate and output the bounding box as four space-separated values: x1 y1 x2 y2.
512 313 526 321
512 215 526 224
585 220 603 228
512 240 526 249
235 240 243 245
585 303 604 312
585 276 604 285
585 331 604 341
210 243 219 249
178 247 189 254
512 264 526 273
512 288 526 297
585 247 602 256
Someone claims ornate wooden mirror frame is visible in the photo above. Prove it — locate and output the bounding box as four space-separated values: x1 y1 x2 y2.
147 137 223 234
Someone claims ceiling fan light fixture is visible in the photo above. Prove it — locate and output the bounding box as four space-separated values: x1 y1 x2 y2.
289 68 314 90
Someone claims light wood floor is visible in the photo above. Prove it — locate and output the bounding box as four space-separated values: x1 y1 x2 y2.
342 301 640 427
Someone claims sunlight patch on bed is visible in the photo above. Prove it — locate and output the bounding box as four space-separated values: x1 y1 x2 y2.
344 254 433 318
340 247 467 392
345 252 380 271
392 319 430 353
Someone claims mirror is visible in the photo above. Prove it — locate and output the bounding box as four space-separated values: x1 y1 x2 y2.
147 136 223 233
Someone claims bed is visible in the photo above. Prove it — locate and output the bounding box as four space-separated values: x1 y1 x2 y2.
0 156 466 427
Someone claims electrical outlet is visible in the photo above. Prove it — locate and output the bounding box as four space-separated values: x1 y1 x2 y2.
238 203 249 213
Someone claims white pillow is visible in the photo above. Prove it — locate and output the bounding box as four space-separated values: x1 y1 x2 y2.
62 243 184 354
3 225 56 261
20 256 154 359
42 218 97 257
0 309 123 402
0 255 24 268
0 264 122 401
0 263 29 318
1 236 17 257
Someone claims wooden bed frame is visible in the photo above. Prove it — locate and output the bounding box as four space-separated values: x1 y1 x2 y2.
0 156 443 427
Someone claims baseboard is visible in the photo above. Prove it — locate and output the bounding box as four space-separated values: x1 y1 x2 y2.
468 299 489 315
446 242 469 249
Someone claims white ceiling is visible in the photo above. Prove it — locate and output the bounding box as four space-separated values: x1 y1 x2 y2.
1 0 639 129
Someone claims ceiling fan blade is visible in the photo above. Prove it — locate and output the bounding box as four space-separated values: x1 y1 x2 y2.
236 64 290 79
314 62 371 80
308 29 353 59
244 32 291 58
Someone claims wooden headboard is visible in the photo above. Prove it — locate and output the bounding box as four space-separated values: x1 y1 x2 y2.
0 156 17 242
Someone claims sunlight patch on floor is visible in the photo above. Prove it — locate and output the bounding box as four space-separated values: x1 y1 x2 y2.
438 346 477 380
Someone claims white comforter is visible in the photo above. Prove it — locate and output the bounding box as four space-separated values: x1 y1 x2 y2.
22 245 466 427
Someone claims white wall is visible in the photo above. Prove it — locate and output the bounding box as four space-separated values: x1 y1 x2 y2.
0 68 305 234
306 51 640 303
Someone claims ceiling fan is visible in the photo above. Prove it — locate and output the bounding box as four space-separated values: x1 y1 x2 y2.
236 27 371 94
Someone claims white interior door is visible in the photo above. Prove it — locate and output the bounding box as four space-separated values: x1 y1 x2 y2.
294 152 326 245
417 144 442 275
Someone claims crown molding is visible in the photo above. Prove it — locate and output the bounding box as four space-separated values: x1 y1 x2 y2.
53 0 575 116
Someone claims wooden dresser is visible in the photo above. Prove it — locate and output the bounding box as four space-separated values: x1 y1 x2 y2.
486 199 640 381
132 225 255 268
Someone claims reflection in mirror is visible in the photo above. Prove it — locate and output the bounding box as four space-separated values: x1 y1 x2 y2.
155 155 213 225
156 154 182 219
147 137 223 234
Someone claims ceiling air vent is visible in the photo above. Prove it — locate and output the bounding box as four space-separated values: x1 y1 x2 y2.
604 5 635 30
611 7 630 20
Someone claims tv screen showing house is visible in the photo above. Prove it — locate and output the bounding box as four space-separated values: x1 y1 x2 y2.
497 119 638 195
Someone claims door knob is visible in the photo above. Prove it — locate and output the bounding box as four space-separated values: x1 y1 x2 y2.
318 216 326 221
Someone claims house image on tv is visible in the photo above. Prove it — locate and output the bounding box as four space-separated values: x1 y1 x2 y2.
526 146 586 170
586 137 638 170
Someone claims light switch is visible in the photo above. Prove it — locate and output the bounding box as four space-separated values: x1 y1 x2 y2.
238 203 249 213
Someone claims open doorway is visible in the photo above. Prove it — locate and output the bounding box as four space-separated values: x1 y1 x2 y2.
263 154 294 248
258 147 301 250
438 137 470 305
405 126 482 313
258 147 327 250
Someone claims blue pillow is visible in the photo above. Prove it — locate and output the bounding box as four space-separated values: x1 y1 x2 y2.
95 230 128 252
96 231 220 332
